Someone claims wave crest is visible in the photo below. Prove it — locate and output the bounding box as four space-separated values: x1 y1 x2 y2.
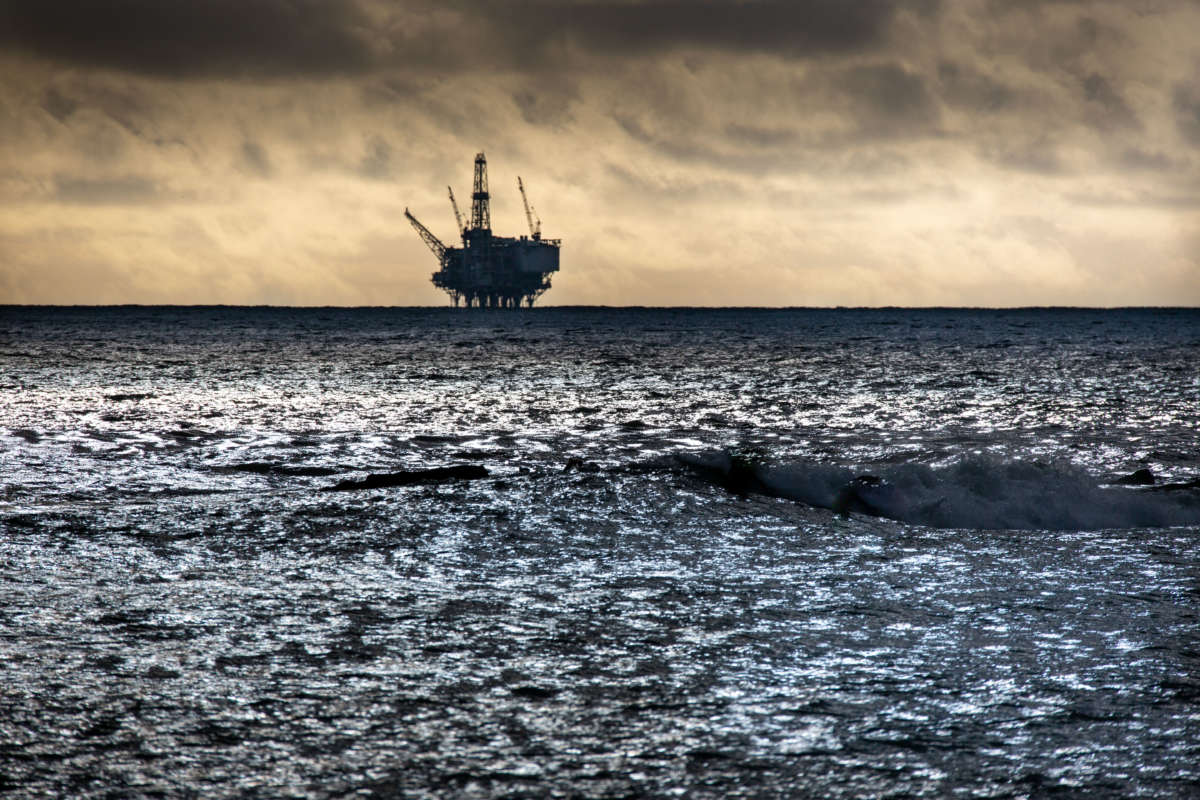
678 451 1200 531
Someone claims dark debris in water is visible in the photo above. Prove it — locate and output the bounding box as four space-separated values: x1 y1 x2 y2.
322 464 489 491
1115 468 1156 486
509 685 560 700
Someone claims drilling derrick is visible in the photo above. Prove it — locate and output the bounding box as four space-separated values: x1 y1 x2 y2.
470 153 490 232
407 153 561 308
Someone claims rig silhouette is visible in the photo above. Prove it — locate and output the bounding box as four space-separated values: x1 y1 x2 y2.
406 153 561 308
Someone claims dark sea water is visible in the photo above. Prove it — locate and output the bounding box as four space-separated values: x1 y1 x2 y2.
1 306 1198 799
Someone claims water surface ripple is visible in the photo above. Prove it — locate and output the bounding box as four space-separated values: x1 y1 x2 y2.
1 307 1197 798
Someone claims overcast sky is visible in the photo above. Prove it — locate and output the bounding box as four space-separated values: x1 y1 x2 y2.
1 0 1198 306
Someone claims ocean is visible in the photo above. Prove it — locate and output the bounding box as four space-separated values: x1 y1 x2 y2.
1 306 1197 798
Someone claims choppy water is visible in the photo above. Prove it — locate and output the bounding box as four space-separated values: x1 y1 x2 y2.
1 306 1198 798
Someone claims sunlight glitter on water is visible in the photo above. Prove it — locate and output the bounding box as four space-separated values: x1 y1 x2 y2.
1 307 1198 798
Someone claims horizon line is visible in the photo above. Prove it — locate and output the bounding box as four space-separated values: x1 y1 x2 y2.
3 304 1199 312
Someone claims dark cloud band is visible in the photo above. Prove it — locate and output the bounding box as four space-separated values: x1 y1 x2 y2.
469 0 909 58
1 0 922 78
0 0 373 77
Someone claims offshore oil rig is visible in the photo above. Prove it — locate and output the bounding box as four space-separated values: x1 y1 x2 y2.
405 153 561 308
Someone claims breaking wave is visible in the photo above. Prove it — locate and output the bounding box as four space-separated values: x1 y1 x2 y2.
678 450 1200 531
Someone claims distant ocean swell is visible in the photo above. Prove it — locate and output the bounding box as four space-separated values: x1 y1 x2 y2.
7 418 1200 533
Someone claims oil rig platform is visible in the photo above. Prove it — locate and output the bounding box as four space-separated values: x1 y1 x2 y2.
405 153 561 308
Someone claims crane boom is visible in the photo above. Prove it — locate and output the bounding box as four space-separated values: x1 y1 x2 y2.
448 186 464 235
517 177 538 239
404 208 446 261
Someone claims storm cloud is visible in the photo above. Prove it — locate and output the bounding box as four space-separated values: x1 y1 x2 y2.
0 0 928 77
0 0 374 77
462 0 919 60
0 0 1197 306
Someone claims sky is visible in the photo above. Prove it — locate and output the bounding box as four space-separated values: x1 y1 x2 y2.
1 0 1198 307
